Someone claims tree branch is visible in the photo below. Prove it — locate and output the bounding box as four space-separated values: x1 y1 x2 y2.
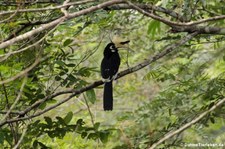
2 18 61 42
149 98 225 149
0 0 125 49
171 25 225 35
0 55 43 85
106 3 185 22
1 77 27 122
127 1 225 27
12 126 28 149
0 31 198 127
0 0 95 16
0 0 59 6
0 22 60 61
127 1 225 34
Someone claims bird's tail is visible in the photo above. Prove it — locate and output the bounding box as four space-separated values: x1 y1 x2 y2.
103 81 113 111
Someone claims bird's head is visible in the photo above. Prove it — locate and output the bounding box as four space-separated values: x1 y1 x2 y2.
104 36 130 57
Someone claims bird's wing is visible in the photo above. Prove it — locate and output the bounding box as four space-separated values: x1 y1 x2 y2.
101 58 111 79
110 53 120 75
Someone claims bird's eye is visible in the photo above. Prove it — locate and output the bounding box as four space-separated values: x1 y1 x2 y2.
109 45 115 50
109 45 116 52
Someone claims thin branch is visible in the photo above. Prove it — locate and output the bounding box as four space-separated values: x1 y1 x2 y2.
2 18 60 42
60 0 70 17
0 0 95 16
12 127 28 149
1 77 27 122
0 73 18 146
0 6 19 24
171 25 225 35
83 94 95 126
0 0 59 6
0 17 64 49
0 22 60 61
149 98 225 149
0 0 125 49
127 1 225 27
0 111 22 115
0 32 198 127
188 15 225 26
0 73 10 109
0 56 43 85
107 3 185 22
126 1 178 26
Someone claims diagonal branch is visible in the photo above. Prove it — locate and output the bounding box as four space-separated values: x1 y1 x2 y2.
0 0 95 16
149 98 225 149
1 77 27 122
107 3 185 22
0 21 60 61
0 31 198 127
127 1 225 34
0 55 44 85
0 0 125 49
127 1 225 27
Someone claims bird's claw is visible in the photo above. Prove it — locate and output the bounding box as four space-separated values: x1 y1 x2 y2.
102 77 111 83
112 73 118 80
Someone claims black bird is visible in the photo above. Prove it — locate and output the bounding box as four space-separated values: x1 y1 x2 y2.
101 38 130 111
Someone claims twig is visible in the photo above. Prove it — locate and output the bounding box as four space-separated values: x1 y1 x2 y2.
0 55 45 85
83 94 95 126
126 1 178 27
0 0 125 49
2 18 60 42
107 3 185 22
0 5 19 24
0 22 60 61
126 1 225 27
60 0 70 17
0 0 95 16
12 127 28 149
1 77 27 122
0 0 58 6
149 98 225 149
0 73 18 146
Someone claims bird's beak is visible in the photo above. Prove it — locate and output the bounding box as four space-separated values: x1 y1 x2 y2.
112 36 130 48
115 40 130 48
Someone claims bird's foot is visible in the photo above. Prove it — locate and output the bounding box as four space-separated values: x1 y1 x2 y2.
112 73 118 80
102 77 111 83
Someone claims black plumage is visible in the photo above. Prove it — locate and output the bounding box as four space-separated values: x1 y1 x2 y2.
101 43 120 111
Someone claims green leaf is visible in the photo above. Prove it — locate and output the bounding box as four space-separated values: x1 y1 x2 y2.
76 119 84 125
66 63 76 67
100 131 109 143
55 60 65 67
64 111 73 124
39 102 46 110
147 20 161 39
55 76 61 81
33 140 38 149
56 116 65 125
210 117 215 124
81 132 87 138
86 89 96 104
63 39 73 47
44 117 52 126
67 74 77 82
94 122 100 130
87 133 98 140
0 131 4 144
